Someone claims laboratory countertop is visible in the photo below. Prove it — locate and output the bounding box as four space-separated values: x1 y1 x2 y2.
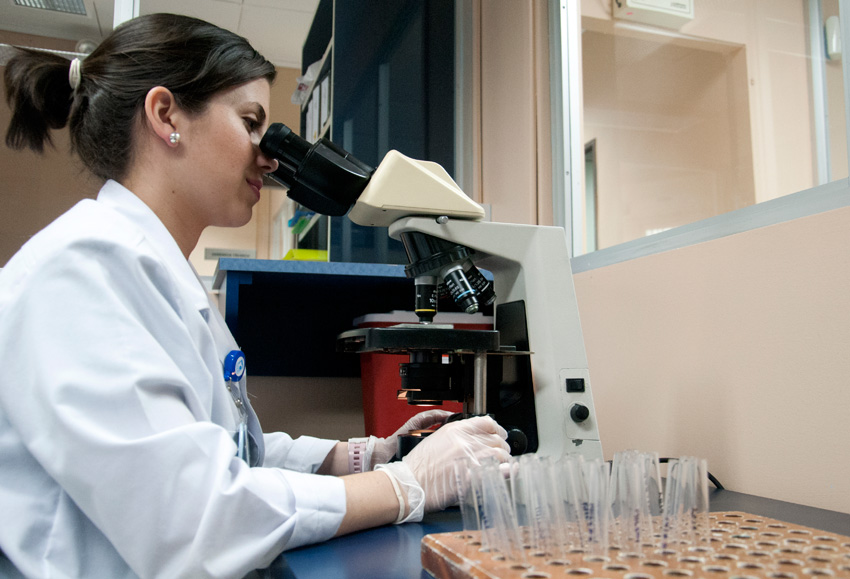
248 488 850 579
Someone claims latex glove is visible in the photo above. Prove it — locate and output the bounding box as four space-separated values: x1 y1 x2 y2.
370 409 454 467
378 416 510 520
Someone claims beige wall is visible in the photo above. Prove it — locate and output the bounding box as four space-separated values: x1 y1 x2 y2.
478 0 553 226
582 30 755 249
575 204 850 514
0 33 102 267
249 375 365 440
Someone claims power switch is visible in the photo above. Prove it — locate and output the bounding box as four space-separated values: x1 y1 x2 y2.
566 378 585 393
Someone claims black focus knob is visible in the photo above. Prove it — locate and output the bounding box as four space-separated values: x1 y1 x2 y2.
570 403 590 423
505 428 528 455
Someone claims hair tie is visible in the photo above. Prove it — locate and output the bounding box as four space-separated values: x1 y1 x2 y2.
68 58 82 91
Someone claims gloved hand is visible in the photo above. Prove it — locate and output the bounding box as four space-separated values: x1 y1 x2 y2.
370 409 454 467
376 415 510 521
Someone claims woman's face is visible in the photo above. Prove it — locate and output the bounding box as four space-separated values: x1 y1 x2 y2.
177 78 277 230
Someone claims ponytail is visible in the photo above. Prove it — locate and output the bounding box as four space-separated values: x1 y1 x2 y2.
3 14 275 181
4 48 75 153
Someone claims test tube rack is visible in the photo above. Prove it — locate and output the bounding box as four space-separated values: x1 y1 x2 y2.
422 511 850 579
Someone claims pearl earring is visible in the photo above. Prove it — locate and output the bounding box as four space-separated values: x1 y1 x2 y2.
169 132 181 145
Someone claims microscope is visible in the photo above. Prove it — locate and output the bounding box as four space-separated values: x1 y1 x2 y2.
260 124 602 461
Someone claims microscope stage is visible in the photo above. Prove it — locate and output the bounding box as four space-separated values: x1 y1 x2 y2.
337 325 499 354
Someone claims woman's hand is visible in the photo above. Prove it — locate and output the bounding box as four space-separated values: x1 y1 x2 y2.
371 409 454 467
404 415 510 512
375 415 511 522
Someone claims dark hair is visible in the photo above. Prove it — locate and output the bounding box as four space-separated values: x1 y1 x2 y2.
4 13 277 180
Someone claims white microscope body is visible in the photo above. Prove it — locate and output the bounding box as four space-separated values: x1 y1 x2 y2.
348 150 602 460
259 123 601 460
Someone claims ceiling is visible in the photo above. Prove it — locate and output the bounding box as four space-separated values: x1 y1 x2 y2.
0 0 319 69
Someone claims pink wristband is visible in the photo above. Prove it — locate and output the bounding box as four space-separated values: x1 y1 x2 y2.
348 438 369 473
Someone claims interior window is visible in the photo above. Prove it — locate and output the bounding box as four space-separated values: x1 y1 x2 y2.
579 0 846 253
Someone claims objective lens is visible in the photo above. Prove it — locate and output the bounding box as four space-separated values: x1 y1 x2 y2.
442 265 479 314
463 262 496 306
414 276 438 323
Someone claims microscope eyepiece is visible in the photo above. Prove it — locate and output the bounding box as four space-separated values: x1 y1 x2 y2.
259 123 374 216
260 124 310 173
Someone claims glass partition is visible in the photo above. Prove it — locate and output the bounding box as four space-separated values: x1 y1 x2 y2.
574 0 847 253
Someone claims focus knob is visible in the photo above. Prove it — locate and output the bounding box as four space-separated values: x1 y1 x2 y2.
505 428 528 455
570 403 590 423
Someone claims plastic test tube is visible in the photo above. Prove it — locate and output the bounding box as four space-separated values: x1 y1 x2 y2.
609 450 663 552
539 455 574 564
507 457 530 546
517 454 549 556
477 458 526 563
512 454 566 561
661 456 710 551
553 453 585 554
453 457 480 535
580 458 611 557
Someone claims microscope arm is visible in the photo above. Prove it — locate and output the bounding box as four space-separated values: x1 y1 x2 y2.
388 217 601 458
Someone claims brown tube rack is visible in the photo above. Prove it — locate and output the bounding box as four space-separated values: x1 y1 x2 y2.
422 512 850 579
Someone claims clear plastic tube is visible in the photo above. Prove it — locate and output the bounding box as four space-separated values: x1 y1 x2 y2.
680 456 707 548
477 458 526 563
554 453 585 553
539 455 572 563
661 457 683 549
661 456 710 551
580 458 611 557
609 450 663 552
468 467 488 549
609 450 642 552
453 457 480 534
518 455 546 554
514 454 562 560
507 457 530 546
693 457 710 548
643 451 664 538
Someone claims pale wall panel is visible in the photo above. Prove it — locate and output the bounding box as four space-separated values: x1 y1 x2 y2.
574 205 850 514
480 1 538 225
0 33 100 267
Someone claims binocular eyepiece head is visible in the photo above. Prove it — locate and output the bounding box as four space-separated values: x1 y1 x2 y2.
260 123 374 216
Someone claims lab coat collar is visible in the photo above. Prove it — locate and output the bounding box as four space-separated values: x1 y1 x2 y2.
96 180 211 314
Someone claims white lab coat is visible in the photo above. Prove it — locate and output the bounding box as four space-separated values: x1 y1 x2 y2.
0 181 346 579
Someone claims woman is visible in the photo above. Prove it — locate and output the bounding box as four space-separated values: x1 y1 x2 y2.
0 14 510 579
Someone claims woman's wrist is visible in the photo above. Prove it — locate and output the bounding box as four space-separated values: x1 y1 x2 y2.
347 438 368 473
374 462 424 524
379 469 408 523
347 436 378 473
